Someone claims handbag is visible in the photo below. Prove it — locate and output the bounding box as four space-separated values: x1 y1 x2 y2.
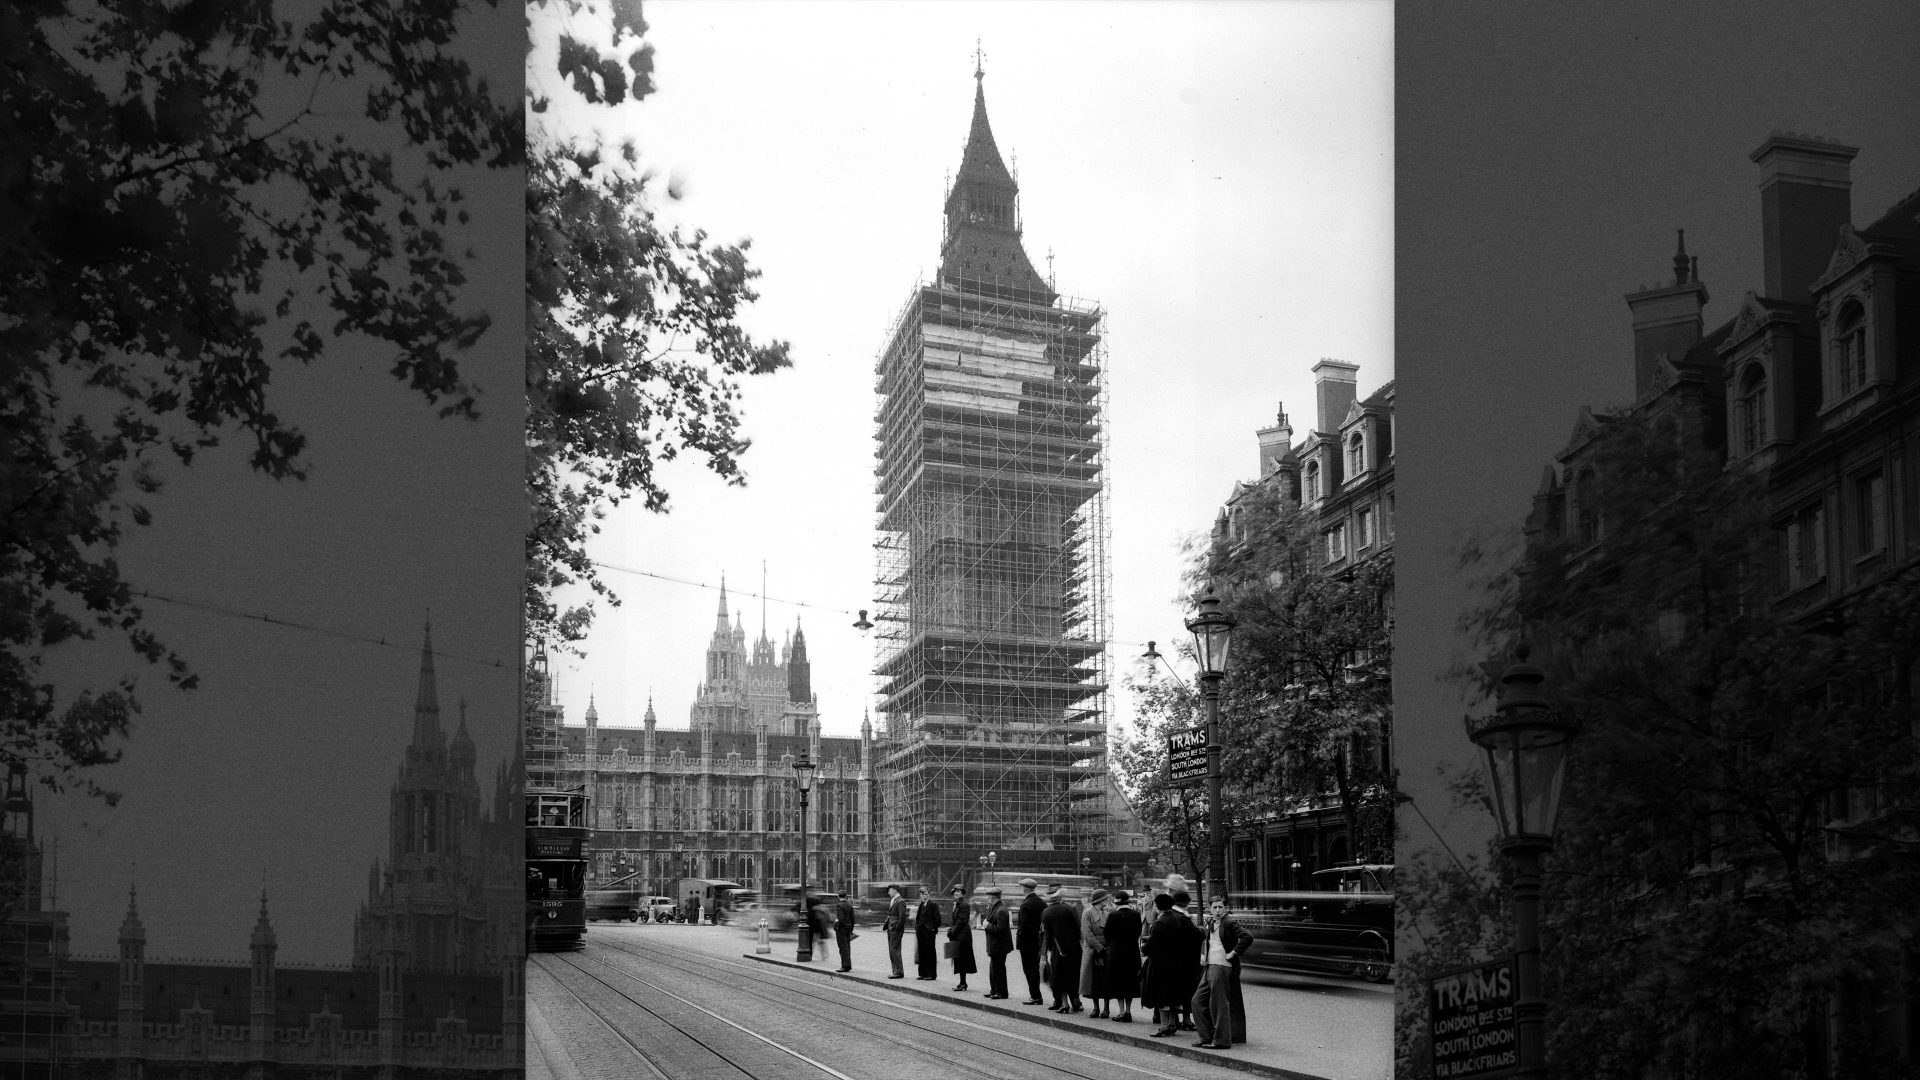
943 941 956 959
1041 953 1053 982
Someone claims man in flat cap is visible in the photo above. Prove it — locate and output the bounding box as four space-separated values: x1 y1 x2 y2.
1016 877 1046 1004
1040 884 1083 1012
983 886 1013 999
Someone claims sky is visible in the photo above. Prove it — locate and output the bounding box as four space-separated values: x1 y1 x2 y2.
1393 3 1920 883
532 0 1395 746
34 5 525 963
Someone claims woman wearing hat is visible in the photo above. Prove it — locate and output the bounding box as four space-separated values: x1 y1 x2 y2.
1079 888 1113 1017
914 883 942 979
944 884 977 991
1103 890 1143 1022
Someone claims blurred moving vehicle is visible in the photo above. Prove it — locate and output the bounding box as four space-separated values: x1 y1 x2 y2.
676 877 750 924
1233 863 1394 983
758 884 839 932
585 887 641 922
853 881 927 927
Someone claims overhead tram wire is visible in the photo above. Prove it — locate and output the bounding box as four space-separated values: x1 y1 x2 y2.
587 558 867 620
131 588 515 672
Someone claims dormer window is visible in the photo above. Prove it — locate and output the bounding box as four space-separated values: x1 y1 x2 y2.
1346 431 1366 479
1304 460 1321 502
1736 363 1768 456
1834 300 1867 397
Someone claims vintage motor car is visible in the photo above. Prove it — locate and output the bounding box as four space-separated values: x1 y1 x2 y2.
1232 863 1393 983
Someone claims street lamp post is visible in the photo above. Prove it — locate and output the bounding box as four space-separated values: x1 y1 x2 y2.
1464 647 1578 1080
1185 585 1236 907
794 753 818 962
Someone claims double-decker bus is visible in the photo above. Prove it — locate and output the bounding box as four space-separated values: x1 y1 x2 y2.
526 789 589 951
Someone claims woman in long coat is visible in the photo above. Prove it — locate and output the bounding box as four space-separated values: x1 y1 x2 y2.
944 884 977 991
914 887 943 979
1078 889 1112 1017
1139 892 1200 1038
1102 891 1143 1022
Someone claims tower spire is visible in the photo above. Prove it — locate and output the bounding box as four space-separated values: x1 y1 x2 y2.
940 55 1051 299
412 618 441 745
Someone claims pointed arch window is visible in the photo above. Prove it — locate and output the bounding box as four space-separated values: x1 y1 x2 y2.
1736 363 1769 456
1571 468 1600 547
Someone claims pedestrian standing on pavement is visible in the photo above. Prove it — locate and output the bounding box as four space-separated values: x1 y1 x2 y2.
1103 891 1143 1023
915 885 943 979
1039 885 1083 1013
834 891 857 972
945 884 976 991
883 883 908 979
1080 889 1112 1017
1169 890 1200 1033
1142 892 1201 1039
983 886 1014 999
1015 877 1046 1005
1191 895 1253 1050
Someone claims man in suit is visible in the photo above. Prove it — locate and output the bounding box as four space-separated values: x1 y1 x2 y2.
883 883 908 978
983 886 1013 999
834 891 857 972
1015 877 1046 1005
1039 885 1084 1013
1191 895 1254 1050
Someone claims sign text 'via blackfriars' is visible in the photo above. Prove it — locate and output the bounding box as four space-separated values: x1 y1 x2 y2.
1167 725 1208 787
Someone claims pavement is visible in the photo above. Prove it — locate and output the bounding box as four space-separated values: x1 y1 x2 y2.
736 923 1391 1080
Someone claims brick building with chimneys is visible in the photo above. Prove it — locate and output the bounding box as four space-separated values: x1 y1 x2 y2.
12 625 522 1080
1524 133 1920 1071
1212 360 1395 894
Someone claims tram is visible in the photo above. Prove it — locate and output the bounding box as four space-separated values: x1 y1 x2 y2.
526 788 589 951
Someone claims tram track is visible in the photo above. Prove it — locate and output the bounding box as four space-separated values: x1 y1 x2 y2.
558 932 1245 1080
533 951 851 1080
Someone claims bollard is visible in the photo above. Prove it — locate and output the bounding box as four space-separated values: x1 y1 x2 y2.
756 917 770 955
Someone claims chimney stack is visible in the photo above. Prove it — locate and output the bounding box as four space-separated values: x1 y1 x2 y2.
1750 133 1857 305
1312 359 1359 434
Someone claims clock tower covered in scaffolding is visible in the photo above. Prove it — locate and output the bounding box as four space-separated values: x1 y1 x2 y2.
872 61 1121 890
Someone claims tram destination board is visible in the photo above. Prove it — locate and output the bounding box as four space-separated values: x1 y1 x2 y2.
1428 955 1518 1079
1167 725 1208 787
529 835 582 859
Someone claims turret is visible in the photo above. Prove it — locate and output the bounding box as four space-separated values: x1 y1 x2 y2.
248 890 276 1078
787 620 812 704
116 885 145 1079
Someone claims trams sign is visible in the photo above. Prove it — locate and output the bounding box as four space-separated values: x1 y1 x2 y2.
1167 726 1208 787
1428 955 1518 1079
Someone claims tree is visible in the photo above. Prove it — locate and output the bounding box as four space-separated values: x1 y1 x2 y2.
1191 483 1395 865
1109 669 1264 892
524 0 791 648
1454 413 1920 1079
2 2 518 799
